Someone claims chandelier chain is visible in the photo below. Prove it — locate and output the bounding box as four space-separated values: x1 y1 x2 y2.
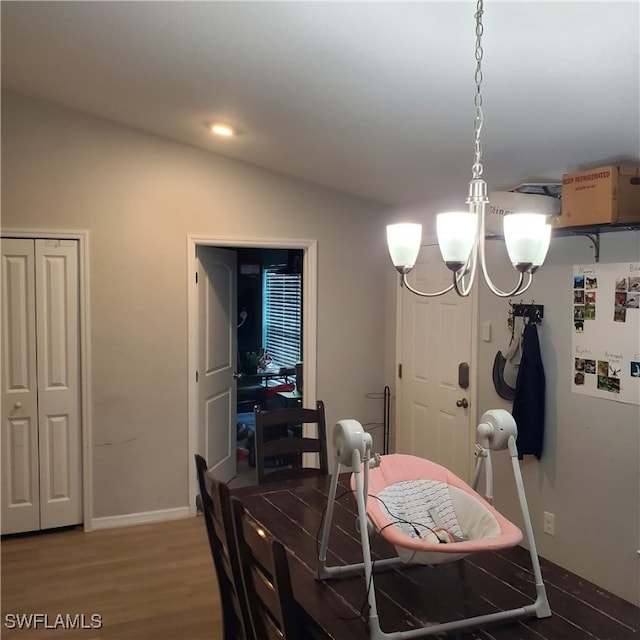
472 0 484 179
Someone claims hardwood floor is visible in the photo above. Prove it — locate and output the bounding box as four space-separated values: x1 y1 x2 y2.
1 516 221 639
2 515 638 640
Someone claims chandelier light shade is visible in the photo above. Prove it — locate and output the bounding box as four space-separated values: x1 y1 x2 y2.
386 223 422 273
531 223 552 272
503 214 551 271
385 0 553 299
436 212 477 270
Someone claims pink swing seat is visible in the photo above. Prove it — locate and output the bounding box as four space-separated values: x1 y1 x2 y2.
357 453 523 565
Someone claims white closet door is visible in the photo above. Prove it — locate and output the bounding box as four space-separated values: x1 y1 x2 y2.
1 239 40 534
1 238 81 534
35 240 82 530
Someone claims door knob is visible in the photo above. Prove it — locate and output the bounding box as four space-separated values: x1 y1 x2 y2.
233 372 242 380
456 398 469 409
14 402 22 409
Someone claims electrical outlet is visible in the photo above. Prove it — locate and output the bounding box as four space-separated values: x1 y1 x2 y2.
543 511 555 536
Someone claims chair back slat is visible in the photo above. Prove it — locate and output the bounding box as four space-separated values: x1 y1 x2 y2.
194 454 254 640
251 565 281 618
254 400 329 484
262 436 324 457
209 479 229 539
258 406 322 427
259 613 284 640
239 512 276 576
232 497 304 640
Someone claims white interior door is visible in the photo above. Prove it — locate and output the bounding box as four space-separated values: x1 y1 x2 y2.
197 246 237 483
2 239 40 534
35 240 82 529
396 242 475 481
1 239 81 534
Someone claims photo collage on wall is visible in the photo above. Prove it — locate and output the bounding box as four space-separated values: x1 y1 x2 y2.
614 275 640 321
572 262 640 406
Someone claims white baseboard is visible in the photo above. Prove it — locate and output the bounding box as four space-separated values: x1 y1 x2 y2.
90 506 191 531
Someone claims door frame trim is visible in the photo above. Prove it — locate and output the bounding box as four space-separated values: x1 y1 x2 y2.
1 229 93 531
187 235 318 512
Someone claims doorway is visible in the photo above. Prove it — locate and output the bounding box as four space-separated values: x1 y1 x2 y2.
234 247 304 486
187 236 318 510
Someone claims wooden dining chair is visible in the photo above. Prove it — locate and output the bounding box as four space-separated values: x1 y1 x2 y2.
253 400 329 484
231 497 305 640
194 454 254 640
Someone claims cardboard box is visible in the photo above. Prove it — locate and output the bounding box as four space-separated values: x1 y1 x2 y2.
555 164 640 228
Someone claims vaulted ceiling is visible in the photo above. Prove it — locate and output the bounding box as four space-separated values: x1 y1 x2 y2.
2 1 638 208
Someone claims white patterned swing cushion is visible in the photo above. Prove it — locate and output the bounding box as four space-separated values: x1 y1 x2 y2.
378 479 464 541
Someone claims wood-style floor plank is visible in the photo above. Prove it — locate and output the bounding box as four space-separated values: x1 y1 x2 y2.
1 517 221 640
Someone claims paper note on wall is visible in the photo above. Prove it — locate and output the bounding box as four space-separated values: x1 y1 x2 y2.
572 262 640 405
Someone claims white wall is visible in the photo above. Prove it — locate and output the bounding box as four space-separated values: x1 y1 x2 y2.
477 230 640 605
1 92 392 519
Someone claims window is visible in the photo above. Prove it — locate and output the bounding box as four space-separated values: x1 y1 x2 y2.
262 266 302 368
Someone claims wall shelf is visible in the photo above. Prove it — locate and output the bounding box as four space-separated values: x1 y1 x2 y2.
434 222 638 263
552 222 640 262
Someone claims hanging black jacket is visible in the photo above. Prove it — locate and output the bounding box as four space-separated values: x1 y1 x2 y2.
512 322 545 459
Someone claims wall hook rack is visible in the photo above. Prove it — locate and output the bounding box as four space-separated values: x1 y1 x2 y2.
511 301 544 323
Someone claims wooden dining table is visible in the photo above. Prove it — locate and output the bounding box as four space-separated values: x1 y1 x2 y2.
230 473 561 640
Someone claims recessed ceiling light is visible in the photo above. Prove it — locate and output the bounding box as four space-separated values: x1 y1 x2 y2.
210 123 238 137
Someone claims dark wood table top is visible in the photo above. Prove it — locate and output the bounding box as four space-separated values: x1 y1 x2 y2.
230 474 533 640
231 474 639 640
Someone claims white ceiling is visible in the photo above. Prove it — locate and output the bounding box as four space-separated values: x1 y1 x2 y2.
2 1 639 208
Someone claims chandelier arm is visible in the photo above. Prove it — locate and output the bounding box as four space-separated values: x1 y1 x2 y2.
401 273 457 298
451 236 479 298
511 273 534 297
478 232 531 297
472 199 530 298
481 269 530 298
453 272 472 297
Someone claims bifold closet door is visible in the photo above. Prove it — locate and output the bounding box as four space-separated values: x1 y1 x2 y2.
1 239 82 534
1 239 39 533
35 240 81 530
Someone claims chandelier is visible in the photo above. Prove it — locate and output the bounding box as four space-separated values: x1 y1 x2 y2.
386 0 552 298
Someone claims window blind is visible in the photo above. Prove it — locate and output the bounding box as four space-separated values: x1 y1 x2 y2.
263 267 302 368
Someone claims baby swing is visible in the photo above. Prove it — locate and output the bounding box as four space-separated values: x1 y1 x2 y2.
316 409 551 639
